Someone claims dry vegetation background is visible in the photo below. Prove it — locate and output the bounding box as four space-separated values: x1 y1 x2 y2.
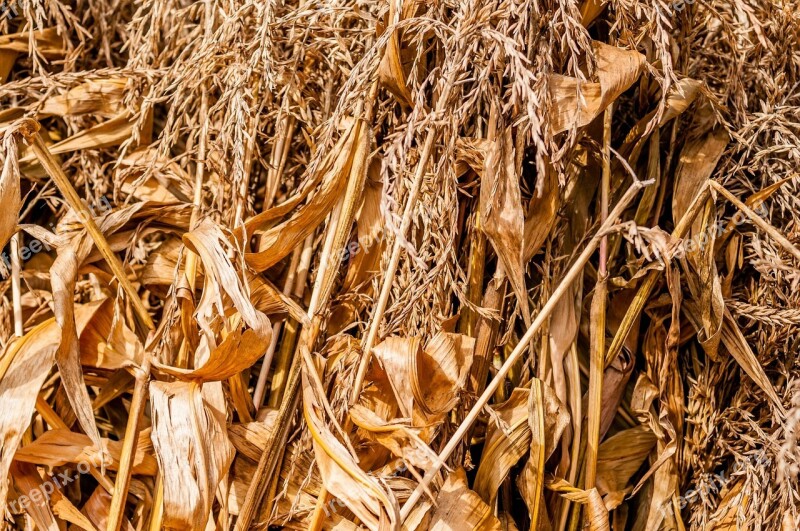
0 0 799 529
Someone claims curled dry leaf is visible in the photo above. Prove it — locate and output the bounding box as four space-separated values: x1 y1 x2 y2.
595 425 656 508
620 78 705 161
78 298 143 370
480 122 529 320
154 326 269 381
371 332 474 431
429 468 501 531
14 428 156 475
350 404 440 473
377 0 418 108
244 120 362 272
2 1 797 529
149 381 235 530
0 131 20 253
51 235 104 451
549 41 646 134
9 462 60 531
474 388 531 505
183 219 272 339
82 486 135 531
0 302 105 511
303 365 400 530
546 477 610 531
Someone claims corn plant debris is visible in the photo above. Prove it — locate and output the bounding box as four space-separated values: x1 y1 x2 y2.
0 0 798 529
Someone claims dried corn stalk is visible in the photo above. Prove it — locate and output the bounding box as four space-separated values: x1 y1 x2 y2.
0 0 799 530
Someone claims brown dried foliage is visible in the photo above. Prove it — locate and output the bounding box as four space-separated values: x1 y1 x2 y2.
0 0 799 529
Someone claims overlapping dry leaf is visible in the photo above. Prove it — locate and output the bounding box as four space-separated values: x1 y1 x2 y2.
0 0 798 530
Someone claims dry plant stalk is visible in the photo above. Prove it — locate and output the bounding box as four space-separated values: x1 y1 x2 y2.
1 1 799 530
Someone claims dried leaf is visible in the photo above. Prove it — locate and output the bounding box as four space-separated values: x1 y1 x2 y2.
14 428 156 475
546 477 609 531
672 127 729 235
0 28 64 57
517 380 570 527
378 1 415 107
372 332 473 430
0 303 104 510
244 121 361 271
523 168 560 262
50 234 103 451
303 363 399 530
474 388 530 505
153 325 270 381
82 486 135 531
10 462 60 531
350 404 439 473
38 78 128 118
595 426 656 506
481 123 529 320
0 131 20 251
149 381 235 530
549 42 646 134
429 468 501 531
183 219 273 340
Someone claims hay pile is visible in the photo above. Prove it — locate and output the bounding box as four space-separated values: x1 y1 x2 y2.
0 0 799 529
